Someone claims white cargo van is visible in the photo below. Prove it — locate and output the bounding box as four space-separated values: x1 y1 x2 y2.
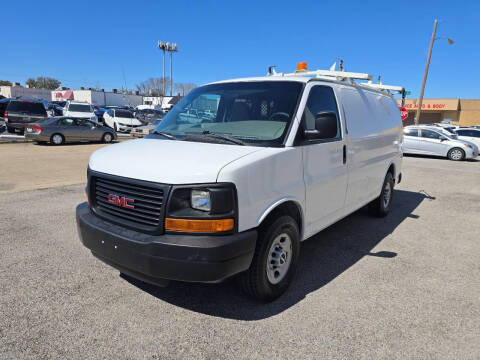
76 63 404 301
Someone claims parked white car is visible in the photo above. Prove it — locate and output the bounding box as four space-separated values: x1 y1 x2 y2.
430 123 459 138
76 67 404 301
63 101 97 121
454 128 480 148
403 126 478 160
103 108 143 132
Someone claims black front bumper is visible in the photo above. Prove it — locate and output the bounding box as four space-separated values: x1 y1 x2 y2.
76 203 257 285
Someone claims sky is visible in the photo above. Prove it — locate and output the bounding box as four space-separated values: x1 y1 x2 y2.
2 0 480 98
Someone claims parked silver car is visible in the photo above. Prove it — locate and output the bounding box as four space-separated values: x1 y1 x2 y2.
403 126 478 161
24 117 116 145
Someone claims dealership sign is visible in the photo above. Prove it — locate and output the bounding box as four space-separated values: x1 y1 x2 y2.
396 99 459 111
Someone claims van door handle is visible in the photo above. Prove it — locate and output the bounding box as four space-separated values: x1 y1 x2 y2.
343 145 347 164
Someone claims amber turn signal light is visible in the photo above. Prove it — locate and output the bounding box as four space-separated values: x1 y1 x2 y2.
165 218 234 233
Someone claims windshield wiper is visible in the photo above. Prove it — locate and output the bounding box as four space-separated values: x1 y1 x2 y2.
188 130 246 145
151 130 176 139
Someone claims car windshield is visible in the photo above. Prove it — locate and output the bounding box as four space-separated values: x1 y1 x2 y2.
115 110 134 118
69 104 91 112
153 81 303 146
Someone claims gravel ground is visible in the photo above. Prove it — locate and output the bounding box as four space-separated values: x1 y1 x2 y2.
1 156 479 359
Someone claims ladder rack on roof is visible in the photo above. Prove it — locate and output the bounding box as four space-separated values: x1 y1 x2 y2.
267 61 406 105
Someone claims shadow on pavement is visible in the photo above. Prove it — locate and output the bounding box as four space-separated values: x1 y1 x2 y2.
33 141 120 146
404 153 480 162
123 189 431 320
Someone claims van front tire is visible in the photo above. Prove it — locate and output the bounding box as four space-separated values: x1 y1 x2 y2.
238 215 300 302
369 172 394 217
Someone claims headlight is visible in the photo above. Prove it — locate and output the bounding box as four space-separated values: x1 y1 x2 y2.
463 143 473 149
191 190 211 211
166 184 236 233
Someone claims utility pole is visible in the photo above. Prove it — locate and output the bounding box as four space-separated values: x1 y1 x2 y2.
415 19 438 125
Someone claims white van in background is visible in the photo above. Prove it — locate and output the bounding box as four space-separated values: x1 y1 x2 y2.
63 101 97 121
76 63 404 301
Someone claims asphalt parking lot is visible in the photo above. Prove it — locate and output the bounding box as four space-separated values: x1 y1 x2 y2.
1 142 479 359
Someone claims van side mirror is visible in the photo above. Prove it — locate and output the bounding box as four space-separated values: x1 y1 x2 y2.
304 111 338 140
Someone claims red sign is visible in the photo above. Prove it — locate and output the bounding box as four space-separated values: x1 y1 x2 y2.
399 107 408 121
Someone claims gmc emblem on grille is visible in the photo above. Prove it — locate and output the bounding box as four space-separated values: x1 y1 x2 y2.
107 194 135 209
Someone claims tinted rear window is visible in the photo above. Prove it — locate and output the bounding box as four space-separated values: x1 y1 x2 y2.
7 101 46 115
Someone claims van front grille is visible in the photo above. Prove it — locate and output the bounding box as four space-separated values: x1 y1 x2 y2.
90 173 169 233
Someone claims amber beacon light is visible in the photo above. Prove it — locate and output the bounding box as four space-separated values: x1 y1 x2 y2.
296 62 308 72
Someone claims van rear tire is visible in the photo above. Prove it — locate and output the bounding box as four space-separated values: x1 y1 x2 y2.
369 172 394 217
238 215 300 302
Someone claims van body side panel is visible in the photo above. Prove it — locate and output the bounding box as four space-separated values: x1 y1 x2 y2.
217 148 305 234
341 87 403 213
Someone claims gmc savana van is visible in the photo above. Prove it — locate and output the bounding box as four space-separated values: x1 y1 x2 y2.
76 63 404 301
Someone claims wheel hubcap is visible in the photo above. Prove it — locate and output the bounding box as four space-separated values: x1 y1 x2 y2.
383 181 391 208
451 149 462 160
105 134 112 142
266 233 292 284
53 135 62 144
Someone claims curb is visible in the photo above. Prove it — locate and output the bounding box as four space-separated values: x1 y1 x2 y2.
0 135 33 144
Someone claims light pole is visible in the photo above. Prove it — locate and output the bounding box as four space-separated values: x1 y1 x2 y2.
415 19 454 125
169 43 178 96
158 41 178 97
158 41 167 96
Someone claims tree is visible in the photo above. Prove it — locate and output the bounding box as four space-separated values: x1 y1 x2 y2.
25 77 61 90
174 83 197 97
0 80 12 86
135 77 170 97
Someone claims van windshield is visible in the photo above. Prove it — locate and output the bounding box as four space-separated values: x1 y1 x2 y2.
153 81 303 146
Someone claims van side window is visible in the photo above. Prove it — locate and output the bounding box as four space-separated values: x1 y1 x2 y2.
302 86 340 139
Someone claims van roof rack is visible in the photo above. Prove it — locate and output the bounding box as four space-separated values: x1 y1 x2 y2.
267 61 406 105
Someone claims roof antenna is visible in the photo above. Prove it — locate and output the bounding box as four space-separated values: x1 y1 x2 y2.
337 58 344 71
267 65 277 76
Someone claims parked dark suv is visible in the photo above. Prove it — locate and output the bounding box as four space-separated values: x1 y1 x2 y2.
5 99 48 134
0 98 11 133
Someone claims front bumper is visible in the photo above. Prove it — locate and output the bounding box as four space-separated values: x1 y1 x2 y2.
76 203 257 285
465 148 478 159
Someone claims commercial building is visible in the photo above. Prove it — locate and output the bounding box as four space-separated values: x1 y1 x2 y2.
0 85 52 101
52 89 143 107
143 95 182 110
396 98 480 126
0 84 185 110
